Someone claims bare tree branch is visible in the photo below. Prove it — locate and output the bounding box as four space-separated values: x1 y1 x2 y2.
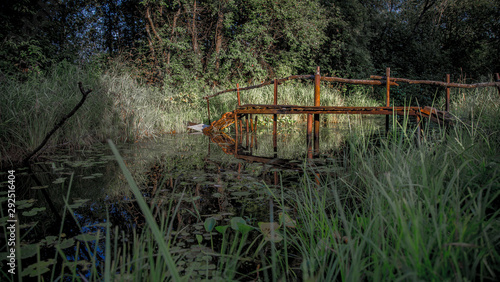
22 82 93 166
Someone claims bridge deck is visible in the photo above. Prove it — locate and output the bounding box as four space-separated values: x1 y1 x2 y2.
237 104 425 116
204 104 452 133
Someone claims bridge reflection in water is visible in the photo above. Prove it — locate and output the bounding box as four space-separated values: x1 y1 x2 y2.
205 128 344 188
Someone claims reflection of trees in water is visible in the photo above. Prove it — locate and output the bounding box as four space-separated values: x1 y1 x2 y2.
141 146 293 231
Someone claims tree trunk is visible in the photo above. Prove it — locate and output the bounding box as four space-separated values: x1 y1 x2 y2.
215 9 224 71
145 23 156 56
191 0 199 54
167 7 182 67
146 6 162 42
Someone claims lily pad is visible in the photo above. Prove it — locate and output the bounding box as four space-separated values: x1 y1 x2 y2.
215 225 229 234
20 244 38 259
204 217 217 232
56 238 75 249
21 259 55 277
41 236 58 246
17 199 36 209
196 234 203 244
230 217 246 231
22 207 46 217
279 212 296 228
52 178 66 184
230 217 254 234
236 222 254 235
75 233 100 242
69 199 90 209
31 185 49 190
230 191 251 197
258 222 283 242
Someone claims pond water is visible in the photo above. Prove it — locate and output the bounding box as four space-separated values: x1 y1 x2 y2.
1 119 383 279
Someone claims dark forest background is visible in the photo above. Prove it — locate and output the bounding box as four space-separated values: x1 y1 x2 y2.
1 0 499 88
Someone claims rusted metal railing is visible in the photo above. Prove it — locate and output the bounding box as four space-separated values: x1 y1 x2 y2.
203 68 500 135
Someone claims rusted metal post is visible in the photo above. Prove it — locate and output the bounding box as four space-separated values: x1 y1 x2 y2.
446 74 450 112
385 67 391 133
495 73 500 97
206 98 211 124
250 114 254 132
237 83 241 106
273 79 278 138
307 114 313 159
235 134 238 155
239 121 243 144
254 132 258 150
246 115 249 132
314 133 320 157
314 66 321 106
273 118 278 159
246 131 249 147
235 112 238 151
273 136 278 158
314 67 320 155
250 130 254 151
273 116 277 138
307 114 312 143
416 115 421 147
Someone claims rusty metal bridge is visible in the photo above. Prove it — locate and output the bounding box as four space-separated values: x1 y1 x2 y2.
202 67 500 152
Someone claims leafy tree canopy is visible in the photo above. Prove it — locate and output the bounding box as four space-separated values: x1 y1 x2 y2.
0 0 498 86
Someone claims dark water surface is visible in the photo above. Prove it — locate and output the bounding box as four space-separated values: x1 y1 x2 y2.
0 121 382 278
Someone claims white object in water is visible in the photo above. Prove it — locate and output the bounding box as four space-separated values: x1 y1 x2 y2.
187 124 209 132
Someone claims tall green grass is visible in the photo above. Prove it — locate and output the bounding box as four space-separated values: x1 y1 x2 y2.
1 61 381 165
0 61 205 165
275 87 500 281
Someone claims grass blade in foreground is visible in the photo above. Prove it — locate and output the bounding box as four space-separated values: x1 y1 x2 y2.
107 139 182 281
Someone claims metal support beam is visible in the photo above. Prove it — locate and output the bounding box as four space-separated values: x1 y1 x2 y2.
273 78 278 139
495 73 500 97
314 66 320 155
385 68 391 133
237 83 241 106
446 74 450 112
416 115 421 147
234 113 238 154
307 114 312 159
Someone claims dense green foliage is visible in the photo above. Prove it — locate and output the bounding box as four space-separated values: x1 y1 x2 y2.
1 1 499 280
1 0 498 85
